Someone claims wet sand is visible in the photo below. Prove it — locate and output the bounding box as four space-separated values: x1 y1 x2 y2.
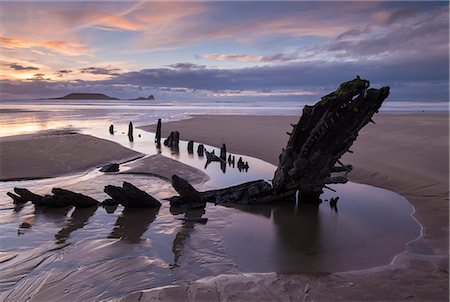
122 154 210 184
0 131 143 181
135 113 449 301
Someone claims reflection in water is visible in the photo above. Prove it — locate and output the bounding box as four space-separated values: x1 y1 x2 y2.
170 208 206 268
55 206 98 244
35 206 72 221
109 207 159 243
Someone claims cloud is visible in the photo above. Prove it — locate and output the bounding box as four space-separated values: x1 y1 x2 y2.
204 52 311 63
204 54 264 63
0 37 91 56
212 90 316 97
168 63 206 70
2 54 436 99
9 63 39 71
336 27 370 40
80 67 121 76
328 14 448 59
1 53 448 101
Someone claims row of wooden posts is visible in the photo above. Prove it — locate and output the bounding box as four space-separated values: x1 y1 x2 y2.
109 119 249 172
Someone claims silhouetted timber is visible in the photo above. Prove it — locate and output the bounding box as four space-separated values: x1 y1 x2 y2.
7 192 27 204
12 188 43 204
197 144 204 156
170 175 204 209
51 188 99 208
155 118 162 146
163 131 180 148
220 144 227 161
329 196 339 211
128 121 134 142
187 140 194 154
10 187 99 208
167 77 389 204
104 182 161 208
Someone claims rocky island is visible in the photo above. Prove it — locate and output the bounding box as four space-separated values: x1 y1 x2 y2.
51 93 155 101
54 93 119 100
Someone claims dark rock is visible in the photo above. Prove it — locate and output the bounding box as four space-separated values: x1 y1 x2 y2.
104 182 161 208
19 222 32 228
51 188 100 208
100 163 119 172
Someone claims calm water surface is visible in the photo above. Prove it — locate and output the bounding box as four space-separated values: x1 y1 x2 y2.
0 100 421 301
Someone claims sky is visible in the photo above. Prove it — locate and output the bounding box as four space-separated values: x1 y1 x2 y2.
0 1 448 101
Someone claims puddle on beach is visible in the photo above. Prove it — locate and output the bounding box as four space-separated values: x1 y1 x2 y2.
0 120 421 301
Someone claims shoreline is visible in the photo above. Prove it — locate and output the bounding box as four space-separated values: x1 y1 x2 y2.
134 113 449 301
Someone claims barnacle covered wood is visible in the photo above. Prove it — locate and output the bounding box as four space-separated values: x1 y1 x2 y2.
272 77 389 201
168 77 390 204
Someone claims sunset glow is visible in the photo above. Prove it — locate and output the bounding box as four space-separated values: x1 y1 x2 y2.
0 1 448 101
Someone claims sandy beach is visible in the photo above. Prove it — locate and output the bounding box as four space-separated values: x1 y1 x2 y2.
0 131 143 181
122 154 209 184
0 113 447 301
133 113 449 301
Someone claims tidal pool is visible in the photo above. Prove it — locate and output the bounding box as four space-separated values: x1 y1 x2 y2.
0 126 420 301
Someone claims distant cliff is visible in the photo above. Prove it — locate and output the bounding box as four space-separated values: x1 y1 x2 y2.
55 93 119 100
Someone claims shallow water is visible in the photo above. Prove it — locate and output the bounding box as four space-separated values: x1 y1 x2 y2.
0 100 421 300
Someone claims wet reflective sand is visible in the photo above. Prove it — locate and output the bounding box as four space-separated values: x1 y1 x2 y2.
0 103 421 300
0 171 419 300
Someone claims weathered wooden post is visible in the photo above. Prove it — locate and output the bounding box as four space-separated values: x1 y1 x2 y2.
155 119 161 146
220 144 227 161
128 122 134 142
172 131 180 148
197 144 204 156
187 140 194 154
